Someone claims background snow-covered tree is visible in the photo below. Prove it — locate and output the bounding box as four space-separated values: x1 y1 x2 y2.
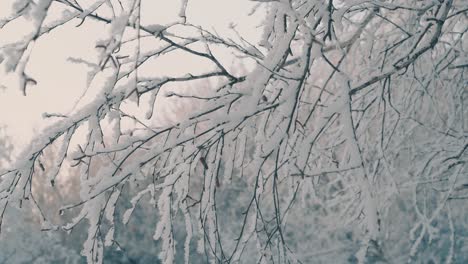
0 0 467 263
0 126 12 168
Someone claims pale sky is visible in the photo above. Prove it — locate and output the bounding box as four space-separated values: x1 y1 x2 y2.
0 0 263 151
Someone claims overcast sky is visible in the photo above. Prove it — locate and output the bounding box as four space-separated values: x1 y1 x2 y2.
0 0 263 151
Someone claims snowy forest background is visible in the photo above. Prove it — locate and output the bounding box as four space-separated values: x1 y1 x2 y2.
0 0 467 263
